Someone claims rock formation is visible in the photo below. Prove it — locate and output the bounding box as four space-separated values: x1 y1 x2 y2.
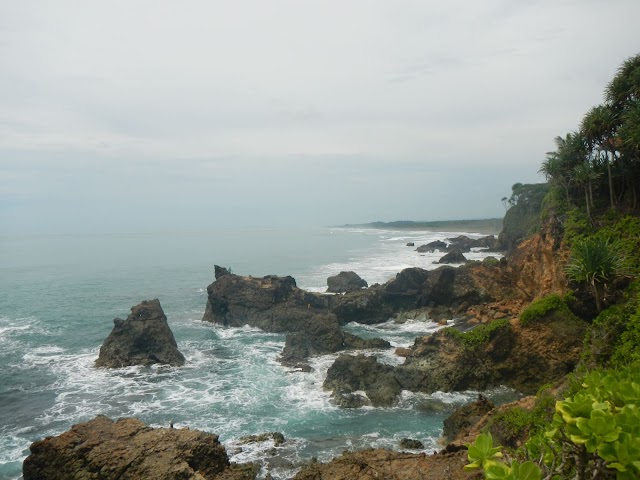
293 448 481 480
442 395 495 442
22 415 257 480
95 299 185 368
323 354 401 407
416 240 447 253
326 271 368 293
437 249 467 264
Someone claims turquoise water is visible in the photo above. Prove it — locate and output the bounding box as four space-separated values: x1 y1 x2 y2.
0 227 503 479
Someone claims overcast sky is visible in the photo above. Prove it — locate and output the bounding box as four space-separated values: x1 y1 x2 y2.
1 1 639 233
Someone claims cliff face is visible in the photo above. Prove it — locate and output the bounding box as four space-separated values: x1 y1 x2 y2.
505 217 568 301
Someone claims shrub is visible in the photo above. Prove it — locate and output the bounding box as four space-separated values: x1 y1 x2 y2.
443 319 511 348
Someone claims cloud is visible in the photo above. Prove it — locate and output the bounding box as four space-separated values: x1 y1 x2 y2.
0 0 639 232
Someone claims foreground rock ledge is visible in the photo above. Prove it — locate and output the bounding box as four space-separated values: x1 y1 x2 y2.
96 299 185 368
293 448 481 480
23 415 257 480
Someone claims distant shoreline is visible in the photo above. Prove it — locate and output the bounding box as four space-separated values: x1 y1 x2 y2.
337 218 503 235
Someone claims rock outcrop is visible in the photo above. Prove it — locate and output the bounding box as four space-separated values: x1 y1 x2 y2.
95 299 185 368
437 249 467 264
323 354 401 407
416 240 447 253
326 271 368 293
442 395 495 442
22 415 257 480
293 448 481 480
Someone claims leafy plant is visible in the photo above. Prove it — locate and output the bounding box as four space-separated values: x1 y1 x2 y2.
565 237 631 312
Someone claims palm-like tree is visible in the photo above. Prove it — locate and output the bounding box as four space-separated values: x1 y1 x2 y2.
565 237 629 312
581 105 619 210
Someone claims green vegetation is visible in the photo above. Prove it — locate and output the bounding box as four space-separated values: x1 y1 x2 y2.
443 319 511 348
465 53 640 480
341 218 503 234
467 364 640 480
499 183 549 251
565 237 631 312
519 293 577 325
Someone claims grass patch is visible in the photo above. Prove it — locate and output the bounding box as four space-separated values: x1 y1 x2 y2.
443 319 511 348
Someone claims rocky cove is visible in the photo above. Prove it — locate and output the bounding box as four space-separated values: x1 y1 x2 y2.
20 225 585 479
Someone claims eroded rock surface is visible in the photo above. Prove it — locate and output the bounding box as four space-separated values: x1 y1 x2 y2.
95 299 185 368
22 415 257 480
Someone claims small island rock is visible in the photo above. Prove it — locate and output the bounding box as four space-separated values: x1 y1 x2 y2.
438 249 467 264
327 271 368 293
95 299 185 368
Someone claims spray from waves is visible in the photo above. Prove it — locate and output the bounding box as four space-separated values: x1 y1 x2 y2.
297 228 501 291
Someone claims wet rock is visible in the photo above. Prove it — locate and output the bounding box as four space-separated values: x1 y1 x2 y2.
406 242 415 247
399 438 424 449
416 398 452 414
342 332 391 350
327 271 368 293
442 395 495 442
95 299 185 368
438 249 467 264
416 240 447 253
332 392 370 408
22 415 256 480
323 354 401 407
238 432 286 447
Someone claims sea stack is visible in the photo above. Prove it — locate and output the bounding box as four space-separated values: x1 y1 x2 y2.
95 299 185 368
326 271 368 293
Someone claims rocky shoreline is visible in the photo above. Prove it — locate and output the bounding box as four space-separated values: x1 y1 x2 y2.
23 228 576 479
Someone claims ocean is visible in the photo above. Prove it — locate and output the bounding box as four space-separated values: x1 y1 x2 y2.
0 226 507 479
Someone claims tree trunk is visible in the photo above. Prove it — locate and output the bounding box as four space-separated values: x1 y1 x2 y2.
593 282 603 313
607 150 615 210
584 188 592 223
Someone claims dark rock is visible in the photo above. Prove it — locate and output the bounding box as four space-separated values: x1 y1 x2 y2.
215 265 231 279
238 432 286 447
280 315 345 364
416 240 447 253
442 395 495 442
438 249 467 264
95 299 185 368
327 271 368 293
332 392 370 408
406 242 415 247
399 438 424 449
342 332 391 350
323 354 401 407
22 415 256 480
329 286 396 324
203 267 331 332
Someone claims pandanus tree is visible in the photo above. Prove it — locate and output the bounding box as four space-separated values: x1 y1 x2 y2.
581 105 619 210
565 237 630 312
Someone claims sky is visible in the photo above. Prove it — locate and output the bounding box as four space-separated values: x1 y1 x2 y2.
1 1 639 234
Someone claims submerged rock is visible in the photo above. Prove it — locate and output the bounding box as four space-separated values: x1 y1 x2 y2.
399 438 425 449
327 271 368 293
95 299 185 368
22 415 257 480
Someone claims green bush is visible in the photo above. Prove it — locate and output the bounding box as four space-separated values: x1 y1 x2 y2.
519 293 578 325
488 395 555 449
443 319 511 348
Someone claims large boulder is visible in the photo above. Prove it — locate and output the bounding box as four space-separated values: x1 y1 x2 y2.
326 271 368 293
323 354 401 407
438 249 467 264
95 299 185 368
22 415 257 480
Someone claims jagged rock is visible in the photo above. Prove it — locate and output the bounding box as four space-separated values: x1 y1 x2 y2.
406 242 415 247
215 265 231 279
293 448 480 480
327 271 368 293
323 354 401 407
22 415 257 480
330 286 395 324
416 398 452 414
416 240 447 253
280 316 391 366
238 432 286 447
202 267 331 332
442 395 495 442
399 438 424 449
438 249 467 264
446 235 499 253
95 299 185 368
